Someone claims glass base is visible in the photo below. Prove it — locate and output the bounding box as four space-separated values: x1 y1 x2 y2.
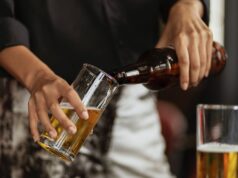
37 136 75 162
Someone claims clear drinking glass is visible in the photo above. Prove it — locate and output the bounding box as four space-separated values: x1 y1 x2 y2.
38 64 118 161
197 104 238 178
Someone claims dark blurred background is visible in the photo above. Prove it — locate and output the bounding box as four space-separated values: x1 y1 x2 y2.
157 0 238 178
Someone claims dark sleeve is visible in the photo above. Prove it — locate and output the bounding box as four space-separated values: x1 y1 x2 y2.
200 0 210 25
0 0 29 51
159 0 210 25
159 0 176 23
0 0 30 77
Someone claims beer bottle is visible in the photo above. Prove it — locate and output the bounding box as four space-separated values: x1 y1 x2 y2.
110 42 227 91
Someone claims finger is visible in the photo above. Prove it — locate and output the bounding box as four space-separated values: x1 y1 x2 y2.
175 35 189 90
28 98 40 142
188 35 200 86
205 32 213 77
198 34 207 81
50 102 77 134
34 92 57 139
41 81 77 134
194 19 213 78
62 86 89 120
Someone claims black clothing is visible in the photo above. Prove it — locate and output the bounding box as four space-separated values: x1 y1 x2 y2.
0 0 209 83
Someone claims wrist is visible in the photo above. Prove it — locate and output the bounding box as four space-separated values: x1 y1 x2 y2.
0 46 56 91
170 0 204 18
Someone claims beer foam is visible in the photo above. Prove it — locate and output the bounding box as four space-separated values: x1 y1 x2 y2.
60 102 74 109
85 107 100 111
198 142 238 153
59 102 100 111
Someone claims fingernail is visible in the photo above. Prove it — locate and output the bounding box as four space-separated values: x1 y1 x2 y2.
182 82 188 90
68 126 77 134
205 72 209 77
49 130 57 138
81 111 89 120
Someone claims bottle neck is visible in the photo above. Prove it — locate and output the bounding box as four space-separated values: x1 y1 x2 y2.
111 49 174 85
110 63 149 85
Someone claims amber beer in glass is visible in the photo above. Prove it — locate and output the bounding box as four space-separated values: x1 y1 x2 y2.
38 64 118 161
197 104 238 178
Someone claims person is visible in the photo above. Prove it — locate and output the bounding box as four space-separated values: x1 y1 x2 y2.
0 0 212 178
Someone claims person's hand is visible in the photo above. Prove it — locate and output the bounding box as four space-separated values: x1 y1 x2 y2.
156 0 213 90
28 71 89 142
0 46 89 142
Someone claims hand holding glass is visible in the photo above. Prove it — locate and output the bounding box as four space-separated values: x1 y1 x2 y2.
38 64 118 161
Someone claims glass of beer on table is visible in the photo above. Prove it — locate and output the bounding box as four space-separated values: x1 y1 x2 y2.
197 104 238 178
37 64 118 161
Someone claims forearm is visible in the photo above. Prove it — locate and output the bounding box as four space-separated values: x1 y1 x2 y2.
0 45 55 91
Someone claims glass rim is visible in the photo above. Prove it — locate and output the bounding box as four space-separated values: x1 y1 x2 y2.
197 104 238 110
83 63 119 86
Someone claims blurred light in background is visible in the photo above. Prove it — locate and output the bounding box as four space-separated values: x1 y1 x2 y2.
210 0 225 45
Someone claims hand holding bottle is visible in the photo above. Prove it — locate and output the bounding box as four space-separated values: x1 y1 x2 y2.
111 41 226 91
156 0 213 90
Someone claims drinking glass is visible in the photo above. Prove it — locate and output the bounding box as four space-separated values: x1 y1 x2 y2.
197 104 238 178
38 64 118 161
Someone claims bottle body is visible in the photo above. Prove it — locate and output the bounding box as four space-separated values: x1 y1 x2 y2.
111 42 227 91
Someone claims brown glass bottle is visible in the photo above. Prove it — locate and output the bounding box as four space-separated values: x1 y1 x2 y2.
110 42 227 91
